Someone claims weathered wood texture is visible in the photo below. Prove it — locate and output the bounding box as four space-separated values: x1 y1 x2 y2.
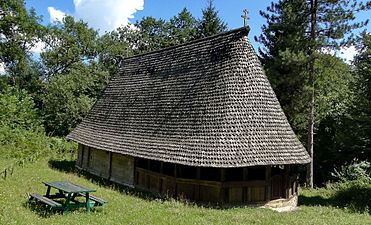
77 145 134 186
87 148 110 178
110 153 134 186
76 146 298 204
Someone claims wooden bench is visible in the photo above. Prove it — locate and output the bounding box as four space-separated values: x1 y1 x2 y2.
29 193 62 210
78 193 107 206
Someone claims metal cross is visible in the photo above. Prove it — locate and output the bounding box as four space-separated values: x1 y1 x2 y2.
241 9 249 27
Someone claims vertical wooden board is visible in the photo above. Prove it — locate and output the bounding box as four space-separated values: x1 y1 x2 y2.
110 153 134 185
76 144 83 167
199 185 220 203
228 187 243 203
136 171 147 189
161 177 176 196
176 182 195 200
82 145 89 169
149 174 160 193
250 186 265 202
88 148 110 179
271 175 283 199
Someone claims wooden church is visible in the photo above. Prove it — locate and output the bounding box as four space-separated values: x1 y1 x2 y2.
67 27 310 206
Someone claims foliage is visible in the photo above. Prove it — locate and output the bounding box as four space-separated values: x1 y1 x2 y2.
351 32 371 153
42 64 109 136
168 8 198 45
0 125 49 161
329 179 371 214
332 160 371 183
41 16 99 79
197 0 228 38
0 86 41 131
255 0 310 138
97 28 133 75
257 0 370 186
0 0 44 79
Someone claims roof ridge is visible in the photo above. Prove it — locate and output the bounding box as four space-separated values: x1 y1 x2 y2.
120 26 250 62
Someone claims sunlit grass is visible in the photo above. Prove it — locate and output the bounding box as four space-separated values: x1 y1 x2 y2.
0 159 369 225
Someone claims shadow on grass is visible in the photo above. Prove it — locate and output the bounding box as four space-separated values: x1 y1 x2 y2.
299 185 371 214
24 200 62 218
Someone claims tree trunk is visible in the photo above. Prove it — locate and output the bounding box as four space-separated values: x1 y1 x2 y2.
306 0 317 188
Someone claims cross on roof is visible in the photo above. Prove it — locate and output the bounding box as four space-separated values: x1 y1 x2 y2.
241 9 249 27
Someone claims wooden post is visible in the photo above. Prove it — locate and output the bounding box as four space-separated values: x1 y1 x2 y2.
220 168 226 203
108 152 113 180
243 167 248 180
87 147 91 169
174 164 177 197
265 166 271 201
283 165 289 198
195 167 201 201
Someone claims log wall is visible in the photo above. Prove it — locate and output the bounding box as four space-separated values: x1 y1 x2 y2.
76 144 298 204
77 144 134 186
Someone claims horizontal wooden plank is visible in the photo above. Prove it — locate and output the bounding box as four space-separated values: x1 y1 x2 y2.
29 193 62 208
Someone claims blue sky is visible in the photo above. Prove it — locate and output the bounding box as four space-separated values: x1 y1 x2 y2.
24 0 370 60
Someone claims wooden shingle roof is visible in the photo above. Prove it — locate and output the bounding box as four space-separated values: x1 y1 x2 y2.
67 27 310 167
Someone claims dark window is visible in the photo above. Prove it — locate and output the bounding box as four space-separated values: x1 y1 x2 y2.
149 160 161 173
271 166 284 176
177 165 197 179
162 162 174 176
200 167 220 181
225 168 243 181
136 158 148 169
247 167 265 180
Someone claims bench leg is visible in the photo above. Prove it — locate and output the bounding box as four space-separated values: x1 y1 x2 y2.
45 186 51 197
86 193 90 213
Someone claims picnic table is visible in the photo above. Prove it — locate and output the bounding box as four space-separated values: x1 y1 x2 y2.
29 181 106 213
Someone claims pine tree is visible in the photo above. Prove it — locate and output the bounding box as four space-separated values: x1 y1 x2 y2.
257 0 370 187
197 0 227 38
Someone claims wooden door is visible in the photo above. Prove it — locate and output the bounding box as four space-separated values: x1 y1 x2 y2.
271 175 283 199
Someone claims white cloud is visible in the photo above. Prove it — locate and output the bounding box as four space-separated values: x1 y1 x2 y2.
48 0 144 34
321 46 359 64
338 46 358 64
30 41 46 54
0 62 5 75
48 7 66 23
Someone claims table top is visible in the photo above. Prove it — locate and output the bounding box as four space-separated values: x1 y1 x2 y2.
43 181 96 194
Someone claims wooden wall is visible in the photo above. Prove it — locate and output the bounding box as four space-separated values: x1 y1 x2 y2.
110 153 134 186
76 144 298 204
76 144 134 186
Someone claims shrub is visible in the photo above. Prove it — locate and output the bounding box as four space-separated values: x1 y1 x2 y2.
331 160 371 183
0 86 42 131
327 160 371 214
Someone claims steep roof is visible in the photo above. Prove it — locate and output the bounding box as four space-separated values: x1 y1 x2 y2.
67 27 310 167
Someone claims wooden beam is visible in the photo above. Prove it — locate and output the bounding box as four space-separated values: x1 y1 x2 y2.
265 166 271 201
243 167 248 181
108 151 113 180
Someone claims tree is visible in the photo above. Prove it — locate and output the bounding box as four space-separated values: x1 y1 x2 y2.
305 0 369 187
197 0 227 38
42 63 109 136
98 27 134 75
256 0 310 139
351 32 371 156
168 8 198 45
41 16 99 79
0 85 41 131
133 16 170 53
0 0 44 84
257 0 370 187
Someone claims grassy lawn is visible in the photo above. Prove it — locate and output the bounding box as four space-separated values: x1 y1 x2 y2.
0 159 369 225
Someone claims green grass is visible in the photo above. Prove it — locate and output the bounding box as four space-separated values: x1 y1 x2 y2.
0 159 369 225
